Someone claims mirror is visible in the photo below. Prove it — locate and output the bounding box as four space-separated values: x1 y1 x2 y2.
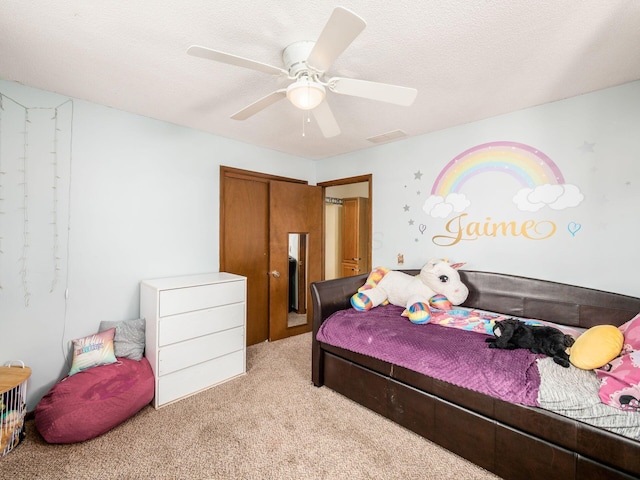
287 233 309 328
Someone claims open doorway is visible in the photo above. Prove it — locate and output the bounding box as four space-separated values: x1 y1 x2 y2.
319 175 372 280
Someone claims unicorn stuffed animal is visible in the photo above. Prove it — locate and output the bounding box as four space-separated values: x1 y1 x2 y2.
350 259 469 324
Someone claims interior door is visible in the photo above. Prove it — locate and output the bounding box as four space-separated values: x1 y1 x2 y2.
221 175 270 345
269 180 323 341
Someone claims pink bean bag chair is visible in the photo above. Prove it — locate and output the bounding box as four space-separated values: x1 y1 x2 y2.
35 357 154 444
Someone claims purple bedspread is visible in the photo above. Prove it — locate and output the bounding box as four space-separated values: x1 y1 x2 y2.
317 305 541 406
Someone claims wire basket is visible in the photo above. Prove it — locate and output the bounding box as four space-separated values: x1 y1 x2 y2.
1 361 32 456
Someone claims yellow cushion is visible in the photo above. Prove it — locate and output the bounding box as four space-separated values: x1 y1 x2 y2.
570 325 623 370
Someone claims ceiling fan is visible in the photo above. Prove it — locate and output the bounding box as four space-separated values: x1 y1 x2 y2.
187 6 417 138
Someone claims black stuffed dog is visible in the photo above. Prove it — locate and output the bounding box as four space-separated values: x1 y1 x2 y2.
485 318 575 368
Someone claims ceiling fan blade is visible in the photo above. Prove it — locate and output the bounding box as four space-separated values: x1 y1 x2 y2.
306 7 366 73
311 101 341 138
328 77 417 106
231 89 287 120
187 45 288 77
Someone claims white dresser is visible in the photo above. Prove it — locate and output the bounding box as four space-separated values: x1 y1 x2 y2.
140 272 246 408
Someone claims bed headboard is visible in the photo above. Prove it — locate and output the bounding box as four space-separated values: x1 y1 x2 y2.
459 270 640 328
311 270 640 331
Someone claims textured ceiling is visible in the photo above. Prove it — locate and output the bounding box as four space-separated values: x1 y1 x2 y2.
1 1 639 160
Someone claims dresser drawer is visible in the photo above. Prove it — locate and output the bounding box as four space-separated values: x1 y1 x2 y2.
158 326 244 376
159 280 245 316
157 350 245 406
158 302 244 347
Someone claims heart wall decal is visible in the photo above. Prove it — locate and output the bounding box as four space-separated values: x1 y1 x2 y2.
568 222 582 236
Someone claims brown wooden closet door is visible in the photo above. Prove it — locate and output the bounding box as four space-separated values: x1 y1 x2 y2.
269 180 323 341
222 176 270 345
221 168 324 345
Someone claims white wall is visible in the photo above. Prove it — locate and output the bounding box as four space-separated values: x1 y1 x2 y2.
316 81 640 298
0 80 315 408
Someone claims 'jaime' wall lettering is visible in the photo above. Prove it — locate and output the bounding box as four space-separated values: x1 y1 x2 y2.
403 141 584 246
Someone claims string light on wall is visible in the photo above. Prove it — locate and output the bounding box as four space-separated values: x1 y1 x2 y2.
0 93 73 307
50 107 61 292
19 109 30 306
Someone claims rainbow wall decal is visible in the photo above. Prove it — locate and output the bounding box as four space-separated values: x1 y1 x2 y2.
431 141 565 196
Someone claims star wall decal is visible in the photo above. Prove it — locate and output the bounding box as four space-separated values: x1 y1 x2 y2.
408 219 414 226
403 204 410 211
414 170 423 180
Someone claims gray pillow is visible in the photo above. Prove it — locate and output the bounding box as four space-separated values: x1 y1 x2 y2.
99 318 145 361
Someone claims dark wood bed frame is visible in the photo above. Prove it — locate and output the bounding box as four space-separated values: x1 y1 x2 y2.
311 270 640 480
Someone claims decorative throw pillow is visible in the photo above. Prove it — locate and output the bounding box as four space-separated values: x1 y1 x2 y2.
569 324 623 370
69 328 117 376
99 318 145 361
596 351 640 411
618 313 640 355
594 313 640 411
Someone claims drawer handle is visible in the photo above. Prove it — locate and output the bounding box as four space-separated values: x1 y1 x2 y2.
271 270 281 278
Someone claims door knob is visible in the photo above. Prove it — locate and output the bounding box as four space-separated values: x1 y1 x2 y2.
271 270 281 278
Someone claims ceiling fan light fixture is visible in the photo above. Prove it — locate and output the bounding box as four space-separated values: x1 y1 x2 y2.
286 78 325 110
